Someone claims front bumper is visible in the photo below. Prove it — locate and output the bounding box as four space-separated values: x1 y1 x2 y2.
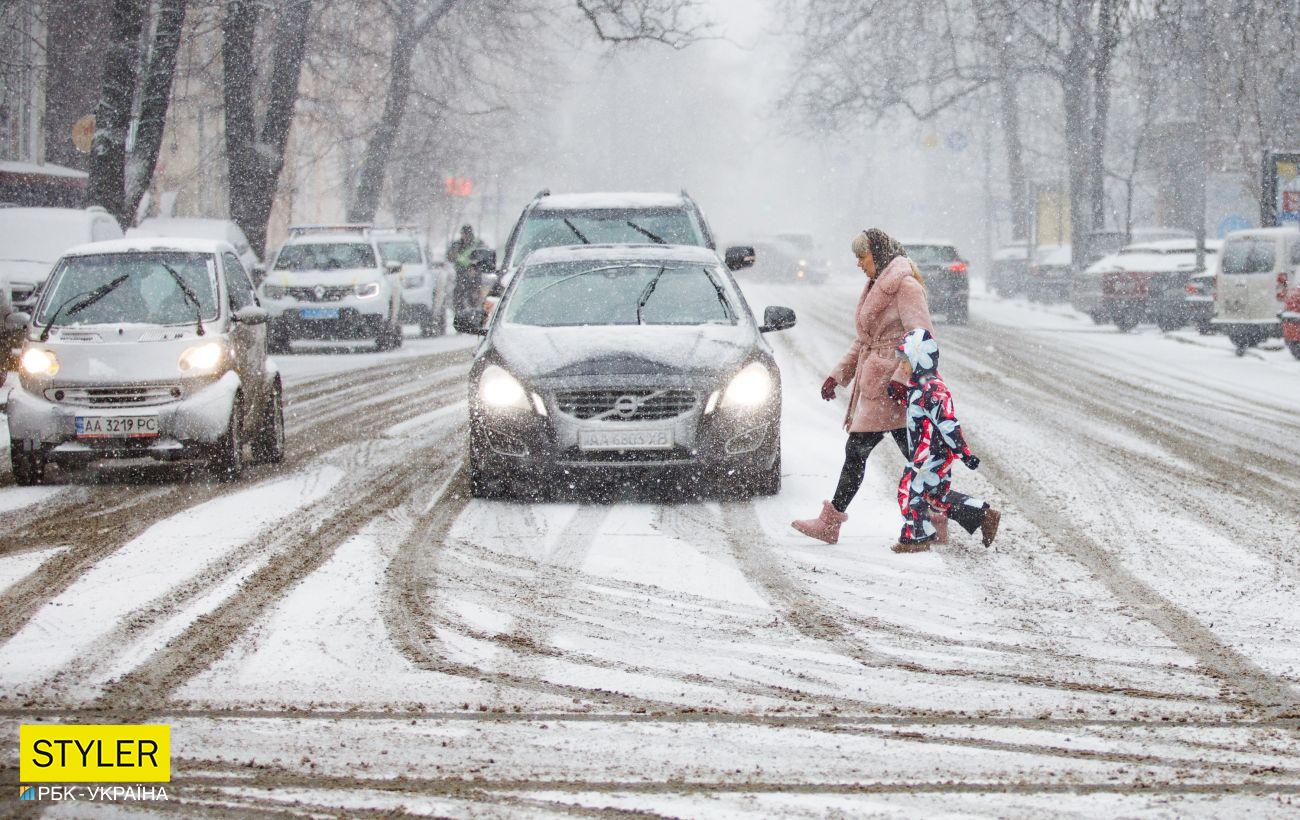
6 371 240 463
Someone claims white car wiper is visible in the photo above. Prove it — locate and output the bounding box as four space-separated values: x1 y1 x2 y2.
39 274 132 341
562 218 590 244
625 220 666 244
510 263 664 314
635 264 668 325
159 261 206 337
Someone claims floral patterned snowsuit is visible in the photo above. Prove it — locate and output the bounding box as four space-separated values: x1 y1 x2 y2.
895 329 989 545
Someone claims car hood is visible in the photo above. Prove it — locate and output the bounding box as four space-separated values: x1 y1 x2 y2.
263 268 383 288
29 324 220 385
492 323 755 379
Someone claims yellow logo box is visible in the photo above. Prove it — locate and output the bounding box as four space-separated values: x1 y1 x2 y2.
19 725 170 783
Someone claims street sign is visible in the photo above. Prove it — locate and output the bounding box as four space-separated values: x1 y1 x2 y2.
1216 213 1251 237
72 115 95 154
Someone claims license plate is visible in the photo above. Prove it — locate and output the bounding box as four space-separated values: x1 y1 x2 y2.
76 415 159 439
300 307 340 319
578 428 673 451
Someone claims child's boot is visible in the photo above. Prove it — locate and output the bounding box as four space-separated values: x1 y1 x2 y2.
981 507 1002 547
791 501 848 545
932 512 950 545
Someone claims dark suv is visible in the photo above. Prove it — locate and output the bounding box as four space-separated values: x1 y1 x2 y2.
903 240 969 323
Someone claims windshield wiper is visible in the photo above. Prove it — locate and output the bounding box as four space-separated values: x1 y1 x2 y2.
39 274 132 341
635 264 668 325
625 220 666 244
160 262 206 336
562 218 590 244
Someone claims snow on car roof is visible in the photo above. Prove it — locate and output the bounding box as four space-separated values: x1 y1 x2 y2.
281 232 375 246
534 192 686 211
900 238 957 248
1119 239 1222 254
129 218 235 239
0 160 89 179
522 243 720 266
61 237 232 257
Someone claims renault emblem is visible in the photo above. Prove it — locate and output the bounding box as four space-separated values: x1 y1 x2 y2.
314 285 326 300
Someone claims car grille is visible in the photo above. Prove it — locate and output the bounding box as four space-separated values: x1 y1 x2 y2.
45 384 181 407
555 388 697 422
286 286 352 302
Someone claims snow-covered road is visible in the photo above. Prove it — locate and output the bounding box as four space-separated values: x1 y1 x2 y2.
2 282 1298 817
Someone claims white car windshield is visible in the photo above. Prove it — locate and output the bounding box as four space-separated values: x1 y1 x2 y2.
378 240 423 265
512 209 704 265
275 242 376 271
503 261 735 327
36 252 219 326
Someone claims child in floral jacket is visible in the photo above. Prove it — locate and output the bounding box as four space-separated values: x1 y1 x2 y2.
891 328 1001 553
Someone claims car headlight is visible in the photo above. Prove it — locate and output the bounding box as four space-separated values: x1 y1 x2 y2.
478 364 531 411
722 361 772 409
355 281 382 299
401 274 426 288
178 341 227 374
263 284 286 299
20 348 59 377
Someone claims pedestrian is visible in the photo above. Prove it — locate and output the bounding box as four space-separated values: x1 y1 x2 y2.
889 327 1000 553
791 228 935 545
446 224 486 313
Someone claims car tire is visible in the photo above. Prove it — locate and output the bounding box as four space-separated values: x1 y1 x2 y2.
1088 311 1104 325
1196 319 1214 335
1287 341 1300 360
1114 312 1139 333
208 401 244 482
10 446 46 486
251 385 285 465
1228 330 1256 355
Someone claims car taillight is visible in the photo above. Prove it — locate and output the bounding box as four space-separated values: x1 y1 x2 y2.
1185 283 1198 295
948 261 968 274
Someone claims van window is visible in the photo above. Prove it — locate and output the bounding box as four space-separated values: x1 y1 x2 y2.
1221 239 1275 274
223 253 256 310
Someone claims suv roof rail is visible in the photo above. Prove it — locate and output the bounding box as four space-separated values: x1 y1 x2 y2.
533 189 550 199
369 223 422 233
288 223 373 236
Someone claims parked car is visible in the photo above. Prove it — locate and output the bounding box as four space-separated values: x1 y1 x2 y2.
6 237 283 485
1184 268 1217 334
989 242 1029 296
372 227 452 337
1211 227 1300 354
128 217 260 281
2 206 123 368
902 240 969 323
1027 244 1072 302
1084 226 1194 266
1278 240 1300 359
1082 239 1221 331
479 190 755 322
453 243 793 499
259 224 405 353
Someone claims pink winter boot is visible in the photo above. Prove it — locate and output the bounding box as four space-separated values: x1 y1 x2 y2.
791 501 849 545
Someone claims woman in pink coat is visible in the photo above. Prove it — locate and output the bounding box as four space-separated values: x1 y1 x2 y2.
792 228 935 545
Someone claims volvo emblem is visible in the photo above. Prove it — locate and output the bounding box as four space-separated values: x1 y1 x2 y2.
314 285 326 300
613 395 639 419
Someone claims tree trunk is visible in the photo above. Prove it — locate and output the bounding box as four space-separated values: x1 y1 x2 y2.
124 0 188 220
998 71 1029 241
1088 0 1116 231
347 32 418 223
1062 42 1092 271
223 0 312 258
87 0 145 225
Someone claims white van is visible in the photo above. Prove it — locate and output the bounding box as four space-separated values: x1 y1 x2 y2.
128 218 261 281
1212 227 1300 353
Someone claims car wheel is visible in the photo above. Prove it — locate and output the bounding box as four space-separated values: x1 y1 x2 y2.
208 400 244 482
251 385 285 465
1228 330 1256 355
1114 311 1139 333
1288 341 1300 360
10 446 46 486
1088 311 1104 325
1196 319 1214 335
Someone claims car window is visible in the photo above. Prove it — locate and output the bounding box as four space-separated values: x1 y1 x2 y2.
223 252 256 310
1221 239 1276 274
907 245 959 264
503 261 735 327
37 252 219 326
274 242 376 271
511 209 705 266
378 240 423 265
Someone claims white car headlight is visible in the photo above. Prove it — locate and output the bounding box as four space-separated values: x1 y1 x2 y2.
401 274 426 288
722 361 772 409
479 364 530 411
20 348 59 377
355 281 382 299
178 341 227 374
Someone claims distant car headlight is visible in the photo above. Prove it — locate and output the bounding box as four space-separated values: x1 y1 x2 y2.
478 364 531 411
178 341 227 374
263 284 286 299
355 281 382 299
401 274 426 289
20 348 59 377
722 361 772 409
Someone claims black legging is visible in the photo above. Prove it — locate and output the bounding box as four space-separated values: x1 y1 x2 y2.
831 428 909 513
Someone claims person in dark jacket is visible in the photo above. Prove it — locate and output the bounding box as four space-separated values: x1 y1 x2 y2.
446 224 485 312
891 327 1001 553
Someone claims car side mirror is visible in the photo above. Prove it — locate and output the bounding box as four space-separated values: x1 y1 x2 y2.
5 311 31 332
759 305 796 333
233 305 269 325
385 260 403 274
725 245 756 271
453 309 488 336
469 247 497 270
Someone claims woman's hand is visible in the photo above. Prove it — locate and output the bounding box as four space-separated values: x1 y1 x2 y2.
886 380 908 403
820 377 837 401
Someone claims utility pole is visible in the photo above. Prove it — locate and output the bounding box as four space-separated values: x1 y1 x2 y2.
1192 0 1208 271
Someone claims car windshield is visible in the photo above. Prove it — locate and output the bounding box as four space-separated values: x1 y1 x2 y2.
503 261 735 327
1221 239 1275 274
378 240 422 264
275 242 376 271
36 252 218 326
907 245 959 264
512 209 705 264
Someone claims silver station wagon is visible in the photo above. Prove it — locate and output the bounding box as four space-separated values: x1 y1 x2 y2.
5 237 284 484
